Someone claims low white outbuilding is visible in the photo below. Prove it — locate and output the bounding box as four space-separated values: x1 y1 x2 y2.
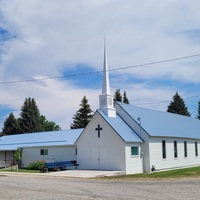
0 129 83 167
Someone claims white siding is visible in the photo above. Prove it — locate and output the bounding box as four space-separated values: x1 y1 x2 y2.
116 103 149 172
22 146 76 167
77 112 126 171
125 143 143 174
149 137 200 171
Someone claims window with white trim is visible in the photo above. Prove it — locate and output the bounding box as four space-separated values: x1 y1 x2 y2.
184 141 187 158
174 141 178 158
162 140 166 159
40 149 48 156
195 142 198 157
131 146 139 157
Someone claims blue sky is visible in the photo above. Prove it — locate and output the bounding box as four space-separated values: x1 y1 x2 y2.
0 0 200 130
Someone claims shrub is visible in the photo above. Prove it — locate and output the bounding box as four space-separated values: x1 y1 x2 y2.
27 160 45 170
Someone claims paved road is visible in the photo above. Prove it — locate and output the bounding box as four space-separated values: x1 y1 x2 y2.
0 174 200 200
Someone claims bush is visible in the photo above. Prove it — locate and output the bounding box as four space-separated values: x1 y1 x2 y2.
27 160 45 170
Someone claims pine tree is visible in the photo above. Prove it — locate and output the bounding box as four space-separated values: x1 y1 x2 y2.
114 89 122 103
19 97 43 133
167 92 191 117
2 113 21 135
123 91 129 104
197 100 200 120
2 97 61 135
70 96 93 129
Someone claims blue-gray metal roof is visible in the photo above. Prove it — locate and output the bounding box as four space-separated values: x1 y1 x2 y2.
117 102 200 139
0 129 83 151
97 109 142 142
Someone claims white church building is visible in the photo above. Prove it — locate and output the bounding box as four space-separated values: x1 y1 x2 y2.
1 43 200 174
76 43 200 174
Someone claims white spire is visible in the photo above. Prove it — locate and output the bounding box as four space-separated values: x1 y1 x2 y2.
99 37 116 118
102 39 110 94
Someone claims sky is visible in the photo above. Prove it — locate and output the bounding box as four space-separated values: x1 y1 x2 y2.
0 0 200 130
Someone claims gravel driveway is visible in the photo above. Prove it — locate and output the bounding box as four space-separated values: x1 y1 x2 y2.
0 174 200 200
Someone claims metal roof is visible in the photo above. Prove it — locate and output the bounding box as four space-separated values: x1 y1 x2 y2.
97 109 142 142
117 102 200 139
0 129 83 151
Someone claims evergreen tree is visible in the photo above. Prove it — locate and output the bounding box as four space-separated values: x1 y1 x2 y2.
196 100 200 120
114 89 129 104
2 97 61 135
114 89 122 103
19 97 43 133
123 91 129 104
40 115 61 131
167 92 191 117
2 113 21 135
70 96 93 129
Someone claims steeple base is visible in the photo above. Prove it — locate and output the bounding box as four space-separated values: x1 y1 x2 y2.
99 94 116 118
102 107 116 118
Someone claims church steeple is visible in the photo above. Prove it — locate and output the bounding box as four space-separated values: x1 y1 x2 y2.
99 38 116 118
102 40 110 95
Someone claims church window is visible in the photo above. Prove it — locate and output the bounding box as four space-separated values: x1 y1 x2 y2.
174 141 178 158
162 140 166 159
195 142 198 157
131 146 139 156
40 149 48 156
184 141 187 158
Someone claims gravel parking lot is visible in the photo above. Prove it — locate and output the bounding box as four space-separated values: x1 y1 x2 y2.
0 174 200 200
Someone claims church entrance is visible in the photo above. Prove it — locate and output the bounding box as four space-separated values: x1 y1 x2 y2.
91 146 108 170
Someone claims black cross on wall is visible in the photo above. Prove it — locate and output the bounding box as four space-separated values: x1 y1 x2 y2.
95 124 103 138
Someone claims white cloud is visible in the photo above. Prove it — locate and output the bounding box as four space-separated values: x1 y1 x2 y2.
0 0 200 129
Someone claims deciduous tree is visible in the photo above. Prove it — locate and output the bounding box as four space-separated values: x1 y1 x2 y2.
40 115 61 131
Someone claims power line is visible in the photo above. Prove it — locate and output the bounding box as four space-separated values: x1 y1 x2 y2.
134 94 200 106
0 53 200 85
110 53 200 72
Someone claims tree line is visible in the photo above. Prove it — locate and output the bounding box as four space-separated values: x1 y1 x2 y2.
1 97 60 136
1 90 200 136
71 90 200 129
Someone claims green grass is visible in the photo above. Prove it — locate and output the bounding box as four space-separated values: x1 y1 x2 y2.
102 166 200 180
0 168 40 173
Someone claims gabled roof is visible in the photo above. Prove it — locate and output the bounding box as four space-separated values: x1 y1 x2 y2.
117 102 200 139
0 129 83 151
97 109 142 142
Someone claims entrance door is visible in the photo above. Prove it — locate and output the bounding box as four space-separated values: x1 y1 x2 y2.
91 147 99 169
99 147 108 170
91 147 108 170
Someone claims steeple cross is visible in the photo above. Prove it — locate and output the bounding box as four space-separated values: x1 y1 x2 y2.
95 124 103 138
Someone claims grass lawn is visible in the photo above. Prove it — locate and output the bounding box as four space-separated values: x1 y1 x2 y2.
102 166 200 180
0 168 40 173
